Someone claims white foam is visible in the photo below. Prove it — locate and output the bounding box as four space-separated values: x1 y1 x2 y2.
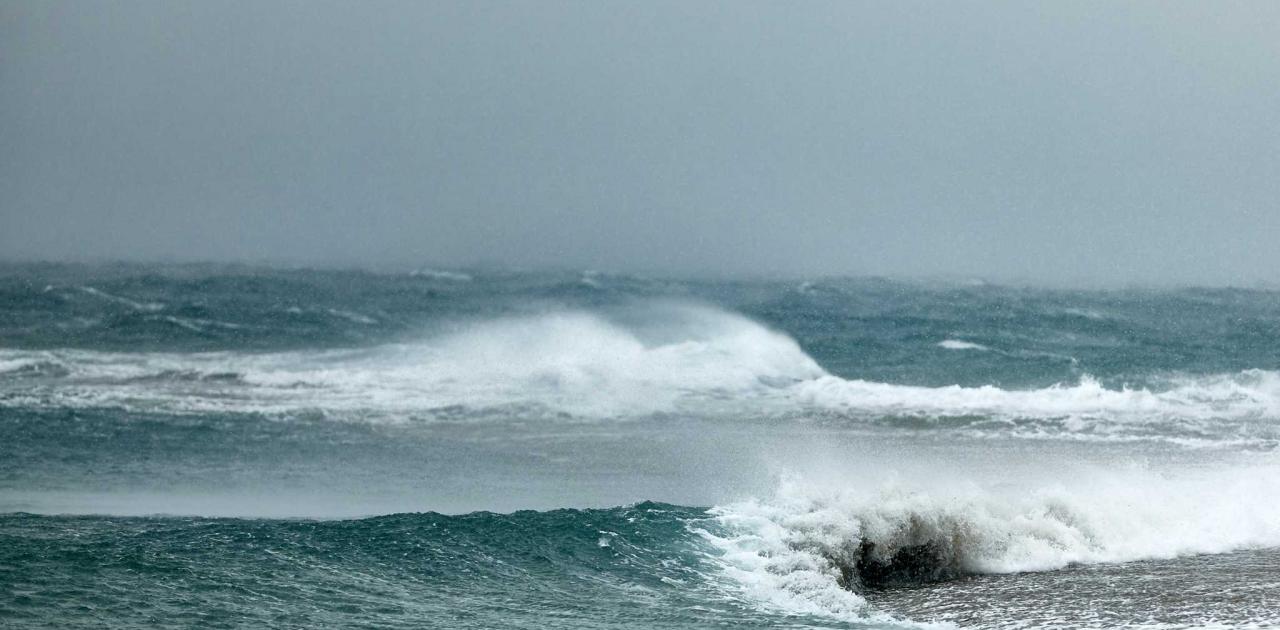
78 286 165 311
158 315 243 332
793 371 1280 426
3 305 1280 442
409 268 472 282
704 465 1280 622
0 356 42 374
937 339 987 351
0 305 823 418
326 309 378 325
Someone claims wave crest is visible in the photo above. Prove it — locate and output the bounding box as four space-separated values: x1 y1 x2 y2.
0 305 823 418
705 466 1280 619
794 371 1280 446
3 304 1280 445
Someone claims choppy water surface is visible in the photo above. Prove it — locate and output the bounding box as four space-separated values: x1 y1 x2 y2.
2 264 1279 628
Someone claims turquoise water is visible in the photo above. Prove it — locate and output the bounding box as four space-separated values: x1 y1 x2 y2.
2 264 1279 628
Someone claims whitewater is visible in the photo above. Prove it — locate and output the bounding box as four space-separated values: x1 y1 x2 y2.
4 306 1278 442
2 264 1279 629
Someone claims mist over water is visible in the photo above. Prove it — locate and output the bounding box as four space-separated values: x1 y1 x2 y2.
4 2 1280 284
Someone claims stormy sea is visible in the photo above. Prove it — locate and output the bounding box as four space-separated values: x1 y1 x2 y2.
2 263 1278 629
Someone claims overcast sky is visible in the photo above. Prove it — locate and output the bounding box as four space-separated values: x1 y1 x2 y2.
2 1 1278 283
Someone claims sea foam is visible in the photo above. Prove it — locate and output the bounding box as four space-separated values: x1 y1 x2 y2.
2 305 1279 444
937 339 988 351
704 464 1280 621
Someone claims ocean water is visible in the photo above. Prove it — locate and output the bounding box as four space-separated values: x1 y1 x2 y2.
2 263 1279 629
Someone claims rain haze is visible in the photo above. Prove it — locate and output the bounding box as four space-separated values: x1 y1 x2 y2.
2 1 1278 284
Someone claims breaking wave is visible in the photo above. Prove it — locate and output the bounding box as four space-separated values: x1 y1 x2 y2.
0 305 821 418
2 303 1279 444
703 465 1280 620
797 371 1280 422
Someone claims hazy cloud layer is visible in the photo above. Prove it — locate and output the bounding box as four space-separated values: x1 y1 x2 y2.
3 1 1278 284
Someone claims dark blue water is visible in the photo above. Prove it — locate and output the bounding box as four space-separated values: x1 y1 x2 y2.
3 263 1279 628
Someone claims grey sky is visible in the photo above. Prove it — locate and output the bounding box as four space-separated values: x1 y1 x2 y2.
2 1 1278 284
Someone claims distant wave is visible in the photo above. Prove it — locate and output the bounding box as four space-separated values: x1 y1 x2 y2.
78 286 166 311
409 268 473 282
796 370 1280 422
0 305 822 418
2 304 1279 445
937 339 988 351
